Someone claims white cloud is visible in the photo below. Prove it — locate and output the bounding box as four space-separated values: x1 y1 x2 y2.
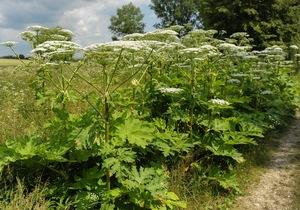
58 2 108 46
59 0 152 46
0 14 5 25
0 0 155 55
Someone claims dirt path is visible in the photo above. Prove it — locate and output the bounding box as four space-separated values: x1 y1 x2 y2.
234 113 300 210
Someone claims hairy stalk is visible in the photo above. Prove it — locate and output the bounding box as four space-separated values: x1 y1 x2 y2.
104 94 111 191
8 46 28 66
75 73 104 96
111 49 153 94
106 49 124 91
65 62 83 90
103 64 111 191
190 62 196 137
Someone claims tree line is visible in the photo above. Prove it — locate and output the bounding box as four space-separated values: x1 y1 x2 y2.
109 0 300 49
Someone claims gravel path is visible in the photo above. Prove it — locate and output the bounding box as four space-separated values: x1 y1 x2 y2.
234 113 300 210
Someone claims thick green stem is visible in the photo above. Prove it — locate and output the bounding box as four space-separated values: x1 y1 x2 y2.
190 62 196 137
104 65 111 190
104 94 111 191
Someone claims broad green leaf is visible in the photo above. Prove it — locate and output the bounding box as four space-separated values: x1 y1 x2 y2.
206 142 245 163
116 117 155 148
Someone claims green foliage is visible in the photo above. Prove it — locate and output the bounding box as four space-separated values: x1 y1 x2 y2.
0 26 298 209
199 0 300 49
109 2 145 39
150 0 201 28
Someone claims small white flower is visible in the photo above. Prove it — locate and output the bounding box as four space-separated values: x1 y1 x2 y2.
42 62 60 67
0 41 18 47
290 45 299 50
266 54 285 61
231 73 248 77
261 90 273 95
159 87 183 94
131 79 139 86
227 79 241 84
263 45 284 55
50 34 68 41
26 25 48 31
252 76 261 80
282 61 294 65
230 32 249 39
242 55 258 60
209 98 230 106
189 29 217 37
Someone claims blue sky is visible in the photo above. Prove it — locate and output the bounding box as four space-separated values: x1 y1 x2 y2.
0 0 158 56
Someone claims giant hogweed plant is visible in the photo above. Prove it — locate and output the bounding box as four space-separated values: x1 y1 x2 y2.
0 38 188 209
0 26 297 208
131 30 296 191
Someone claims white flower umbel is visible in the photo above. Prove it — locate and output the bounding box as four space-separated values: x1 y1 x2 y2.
20 31 36 40
266 54 285 61
262 45 284 55
50 34 68 41
199 44 218 52
31 41 81 59
142 29 179 43
242 55 259 61
148 29 178 36
189 29 217 37
123 33 145 41
230 32 249 39
218 43 245 53
209 98 230 106
26 25 48 31
85 41 154 52
159 87 183 94
60 29 74 36
42 62 60 67
0 41 18 48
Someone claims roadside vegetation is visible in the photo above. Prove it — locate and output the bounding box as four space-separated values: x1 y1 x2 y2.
0 24 299 209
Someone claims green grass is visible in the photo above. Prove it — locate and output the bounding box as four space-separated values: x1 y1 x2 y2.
0 63 37 144
0 59 27 66
0 179 49 210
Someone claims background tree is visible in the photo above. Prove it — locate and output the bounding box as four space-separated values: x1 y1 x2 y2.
150 0 202 28
199 0 300 49
109 2 145 40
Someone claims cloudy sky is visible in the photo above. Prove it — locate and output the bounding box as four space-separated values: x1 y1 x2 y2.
0 0 158 56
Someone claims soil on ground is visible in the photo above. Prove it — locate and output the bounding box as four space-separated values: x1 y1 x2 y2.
234 113 300 210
